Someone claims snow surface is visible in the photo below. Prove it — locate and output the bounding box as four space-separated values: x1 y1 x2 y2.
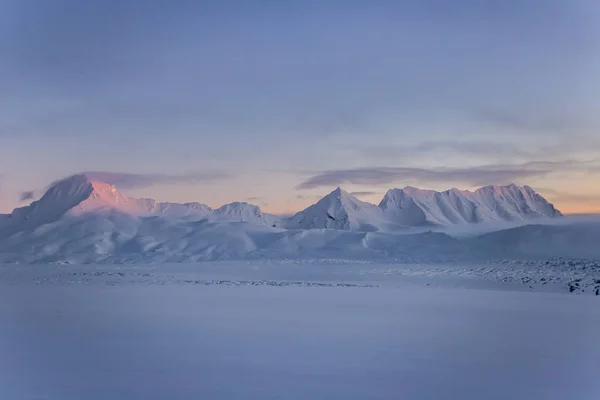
1 210 599 264
1 264 599 399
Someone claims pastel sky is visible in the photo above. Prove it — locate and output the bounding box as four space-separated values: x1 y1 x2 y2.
1 0 600 214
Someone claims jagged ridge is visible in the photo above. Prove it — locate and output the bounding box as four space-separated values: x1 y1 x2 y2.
378 184 561 227
1 175 561 238
0 174 277 235
285 184 561 231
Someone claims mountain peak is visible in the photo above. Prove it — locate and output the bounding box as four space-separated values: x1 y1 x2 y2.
401 186 438 195
215 201 280 226
476 183 521 192
43 173 123 205
327 187 350 198
218 201 253 208
283 187 382 230
216 202 260 214
45 174 95 197
2 174 102 231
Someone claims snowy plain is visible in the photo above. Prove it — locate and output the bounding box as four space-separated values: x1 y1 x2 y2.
1 262 600 400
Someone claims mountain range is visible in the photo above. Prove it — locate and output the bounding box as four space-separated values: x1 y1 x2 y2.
282 183 561 231
1 174 561 237
2 174 597 264
0 174 278 235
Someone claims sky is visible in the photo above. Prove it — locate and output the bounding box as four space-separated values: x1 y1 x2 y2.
1 0 600 214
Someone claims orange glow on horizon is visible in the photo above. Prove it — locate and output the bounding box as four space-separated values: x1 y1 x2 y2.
553 204 600 215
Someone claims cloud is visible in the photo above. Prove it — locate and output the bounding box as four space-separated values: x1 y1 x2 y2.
362 138 600 163
296 161 589 190
296 194 325 201
83 171 232 189
350 191 379 197
362 140 525 159
473 108 597 135
19 191 35 202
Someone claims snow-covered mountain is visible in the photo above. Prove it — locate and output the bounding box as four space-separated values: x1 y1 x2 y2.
281 188 385 231
282 184 560 231
214 202 279 226
0 174 593 265
0 174 277 235
379 184 561 227
0 174 561 241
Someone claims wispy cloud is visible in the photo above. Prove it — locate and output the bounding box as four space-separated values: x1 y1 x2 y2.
362 140 525 159
473 108 596 135
83 171 232 189
296 160 591 190
296 194 325 201
362 139 600 162
19 191 35 202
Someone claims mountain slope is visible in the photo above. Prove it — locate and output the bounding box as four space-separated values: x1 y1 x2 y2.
0 211 461 264
468 221 600 260
1 209 597 264
1 174 98 235
134 199 214 219
214 202 280 226
282 188 386 231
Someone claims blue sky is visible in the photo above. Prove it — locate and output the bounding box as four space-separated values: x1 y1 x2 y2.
1 0 600 213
